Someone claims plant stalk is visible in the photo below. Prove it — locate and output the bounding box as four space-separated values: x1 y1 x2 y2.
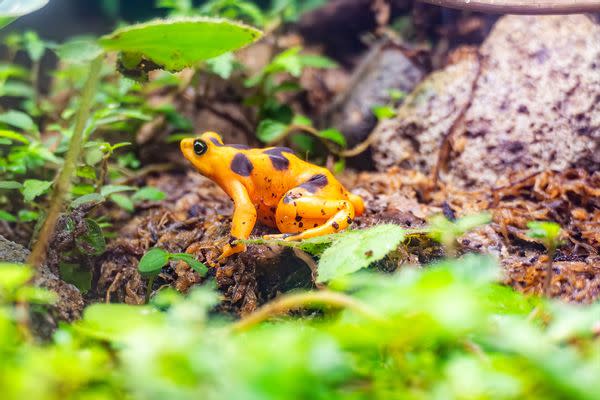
27 56 103 270
232 290 383 332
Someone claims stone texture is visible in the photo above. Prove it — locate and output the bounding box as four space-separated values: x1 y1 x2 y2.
372 15 600 187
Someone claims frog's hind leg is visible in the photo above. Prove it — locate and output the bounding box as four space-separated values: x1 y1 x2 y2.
264 189 355 241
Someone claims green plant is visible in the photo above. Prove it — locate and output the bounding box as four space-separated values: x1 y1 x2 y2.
371 88 406 121
428 212 492 256
527 221 562 296
0 0 49 29
138 247 208 302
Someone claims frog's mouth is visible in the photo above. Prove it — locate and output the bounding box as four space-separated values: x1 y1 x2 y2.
180 138 194 161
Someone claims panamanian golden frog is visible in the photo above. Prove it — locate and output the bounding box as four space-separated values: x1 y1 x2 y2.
181 132 365 259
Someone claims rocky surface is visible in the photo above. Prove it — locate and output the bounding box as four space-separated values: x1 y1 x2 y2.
372 15 600 187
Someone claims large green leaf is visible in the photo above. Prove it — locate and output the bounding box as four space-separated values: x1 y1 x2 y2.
317 224 406 283
0 0 49 29
99 17 262 78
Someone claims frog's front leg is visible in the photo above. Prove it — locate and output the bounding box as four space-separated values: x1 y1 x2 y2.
219 181 256 260
264 189 355 241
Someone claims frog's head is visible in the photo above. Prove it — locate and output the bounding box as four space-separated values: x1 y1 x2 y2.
180 132 224 177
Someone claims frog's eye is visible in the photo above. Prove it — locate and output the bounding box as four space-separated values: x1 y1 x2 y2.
193 139 208 156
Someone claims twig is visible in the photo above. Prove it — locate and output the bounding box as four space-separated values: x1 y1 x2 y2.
418 0 600 14
27 56 103 269
232 290 383 332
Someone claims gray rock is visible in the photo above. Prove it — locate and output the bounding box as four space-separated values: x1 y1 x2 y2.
372 15 600 187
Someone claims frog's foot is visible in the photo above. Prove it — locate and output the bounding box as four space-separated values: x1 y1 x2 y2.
273 189 356 241
217 240 246 261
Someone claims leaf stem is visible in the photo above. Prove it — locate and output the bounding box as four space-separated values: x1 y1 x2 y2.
28 56 103 270
232 290 382 332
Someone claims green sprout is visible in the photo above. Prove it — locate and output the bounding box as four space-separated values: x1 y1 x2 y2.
138 247 208 303
428 212 492 257
526 221 562 296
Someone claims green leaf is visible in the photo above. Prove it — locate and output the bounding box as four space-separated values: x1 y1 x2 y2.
21 179 52 202
291 115 312 126
110 193 134 212
84 146 105 166
76 165 97 180
99 17 262 74
299 54 337 69
23 31 45 62
266 46 302 77
257 119 287 143
100 185 136 197
388 89 406 101
76 303 165 341
371 105 397 120
75 219 106 256
319 128 346 147
132 187 166 202
0 263 33 290
15 286 57 304
0 180 22 189
317 224 406 283
206 52 235 79
0 110 38 133
71 193 105 208
58 263 92 293
0 210 17 222
170 253 208 276
54 37 103 64
18 209 39 222
0 0 49 29
455 212 493 233
527 221 561 242
0 81 34 98
138 248 170 274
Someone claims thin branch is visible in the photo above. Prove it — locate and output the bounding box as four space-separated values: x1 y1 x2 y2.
418 0 600 14
232 290 383 332
27 56 103 269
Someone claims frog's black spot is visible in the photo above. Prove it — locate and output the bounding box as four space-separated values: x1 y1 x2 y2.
230 144 251 150
295 215 302 222
299 174 328 193
347 217 353 224
332 222 340 230
231 153 253 176
298 221 303 228
229 236 239 246
210 138 224 146
263 148 292 171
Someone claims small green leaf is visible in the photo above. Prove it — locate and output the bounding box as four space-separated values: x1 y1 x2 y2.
138 248 170 274
388 89 406 101
0 210 17 222
527 221 561 242
18 209 39 222
299 54 337 69
132 187 166 202
0 110 38 133
317 224 406 282
75 219 106 256
0 180 22 189
21 179 52 202
0 263 33 290
54 37 103 64
15 286 57 304
110 193 134 212
100 185 137 197
455 212 493 233
84 147 104 166
266 46 302 77
319 128 346 147
71 193 105 208
170 253 208 276
76 165 97 180
99 17 262 76
23 31 45 62
257 119 287 143
206 52 235 79
371 105 397 120
291 115 312 126
59 262 93 294
0 81 34 98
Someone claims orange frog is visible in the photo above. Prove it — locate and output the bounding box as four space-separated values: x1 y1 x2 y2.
180 132 365 259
